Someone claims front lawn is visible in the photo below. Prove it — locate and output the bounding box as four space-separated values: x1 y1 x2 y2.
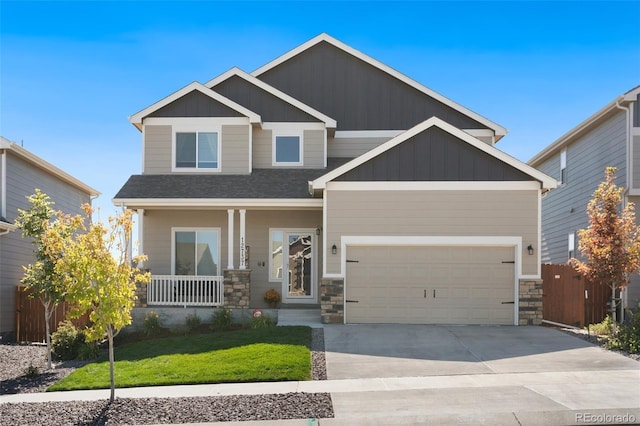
48 326 312 391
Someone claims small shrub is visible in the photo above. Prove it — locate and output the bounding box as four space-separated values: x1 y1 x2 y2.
587 315 615 336
143 311 161 336
607 310 640 354
78 341 100 360
51 321 84 361
211 308 233 330
23 364 40 378
250 314 275 329
186 314 201 333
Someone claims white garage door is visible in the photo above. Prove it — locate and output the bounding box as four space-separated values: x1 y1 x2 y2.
345 245 516 325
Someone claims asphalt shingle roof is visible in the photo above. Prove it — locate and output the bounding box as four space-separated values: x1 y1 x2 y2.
114 158 350 199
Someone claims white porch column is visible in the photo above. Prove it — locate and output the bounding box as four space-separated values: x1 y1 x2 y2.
239 209 246 270
136 209 144 267
227 209 235 269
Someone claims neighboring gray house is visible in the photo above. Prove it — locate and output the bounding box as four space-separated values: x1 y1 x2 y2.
529 86 640 312
0 136 99 340
115 34 556 326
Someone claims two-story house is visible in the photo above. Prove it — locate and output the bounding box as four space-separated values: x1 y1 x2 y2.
0 136 99 341
529 86 640 315
114 34 556 326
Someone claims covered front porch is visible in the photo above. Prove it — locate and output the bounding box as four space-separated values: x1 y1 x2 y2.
127 206 324 309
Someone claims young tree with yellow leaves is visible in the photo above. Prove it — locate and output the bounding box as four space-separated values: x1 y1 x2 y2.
15 190 69 369
570 167 640 323
43 205 150 402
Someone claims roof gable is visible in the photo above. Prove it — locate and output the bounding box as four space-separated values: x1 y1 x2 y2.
253 34 506 138
311 117 557 190
129 82 261 130
335 126 532 182
206 68 337 127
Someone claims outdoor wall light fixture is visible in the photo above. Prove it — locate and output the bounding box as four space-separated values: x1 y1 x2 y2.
527 244 534 255
316 226 322 235
332 244 337 255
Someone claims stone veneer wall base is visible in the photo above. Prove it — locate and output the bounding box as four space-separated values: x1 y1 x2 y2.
519 279 543 325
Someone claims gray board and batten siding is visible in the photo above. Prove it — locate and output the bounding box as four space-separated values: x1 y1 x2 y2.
148 90 244 118
212 75 320 123
335 126 534 182
256 41 488 131
535 110 627 265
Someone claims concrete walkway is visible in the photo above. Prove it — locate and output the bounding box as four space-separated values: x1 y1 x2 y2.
2 325 639 425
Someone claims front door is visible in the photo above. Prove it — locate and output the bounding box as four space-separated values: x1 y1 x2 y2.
282 231 315 303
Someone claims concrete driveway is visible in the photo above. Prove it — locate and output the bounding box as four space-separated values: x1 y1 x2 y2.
323 324 639 379
322 324 640 425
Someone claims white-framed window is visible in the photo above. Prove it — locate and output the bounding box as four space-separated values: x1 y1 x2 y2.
272 130 303 166
560 148 567 185
568 232 575 260
173 128 221 172
172 228 220 276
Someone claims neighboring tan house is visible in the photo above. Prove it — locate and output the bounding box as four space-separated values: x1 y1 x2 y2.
0 136 99 341
529 86 640 314
114 34 556 326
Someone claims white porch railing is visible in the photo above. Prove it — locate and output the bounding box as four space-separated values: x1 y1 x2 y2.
148 275 224 307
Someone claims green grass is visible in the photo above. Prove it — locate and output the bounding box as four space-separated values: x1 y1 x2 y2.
48 326 311 391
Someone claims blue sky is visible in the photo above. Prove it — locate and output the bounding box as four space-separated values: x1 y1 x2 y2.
1 1 639 223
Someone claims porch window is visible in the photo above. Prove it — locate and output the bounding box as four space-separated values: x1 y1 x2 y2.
173 229 220 275
270 231 284 280
175 131 219 170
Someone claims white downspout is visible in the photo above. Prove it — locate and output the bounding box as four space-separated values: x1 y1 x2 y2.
615 98 632 321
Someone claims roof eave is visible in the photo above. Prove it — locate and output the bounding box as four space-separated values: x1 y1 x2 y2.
529 86 640 167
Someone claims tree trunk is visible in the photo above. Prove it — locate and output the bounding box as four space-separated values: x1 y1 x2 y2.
610 284 617 323
42 298 53 370
108 327 115 403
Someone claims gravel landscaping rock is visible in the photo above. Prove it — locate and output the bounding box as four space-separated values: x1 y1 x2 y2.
559 327 640 361
0 328 334 424
0 393 334 425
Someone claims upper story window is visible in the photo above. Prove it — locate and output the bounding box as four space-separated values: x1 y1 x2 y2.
174 129 220 172
272 130 303 166
560 148 567 185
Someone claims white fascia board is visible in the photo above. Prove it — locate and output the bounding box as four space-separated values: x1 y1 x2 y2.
129 82 261 127
312 116 557 190
528 86 640 167
325 181 542 191
205 67 337 128
112 198 323 209
251 33 507 139
0 139 100 196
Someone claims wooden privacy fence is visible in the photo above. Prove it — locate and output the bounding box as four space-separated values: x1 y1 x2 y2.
542 264 609 328
15 286 89 343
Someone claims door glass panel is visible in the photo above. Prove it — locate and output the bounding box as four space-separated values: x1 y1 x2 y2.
287 233 312 297
271 231 283 280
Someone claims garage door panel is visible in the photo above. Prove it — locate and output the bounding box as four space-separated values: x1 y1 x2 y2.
346 245 515 325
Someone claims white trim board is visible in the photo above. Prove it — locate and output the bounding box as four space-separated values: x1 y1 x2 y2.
251 33 507 140
112 198 323 209
325 181 542 191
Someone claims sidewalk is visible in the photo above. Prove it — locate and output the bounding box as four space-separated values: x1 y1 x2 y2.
3 369 639 425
